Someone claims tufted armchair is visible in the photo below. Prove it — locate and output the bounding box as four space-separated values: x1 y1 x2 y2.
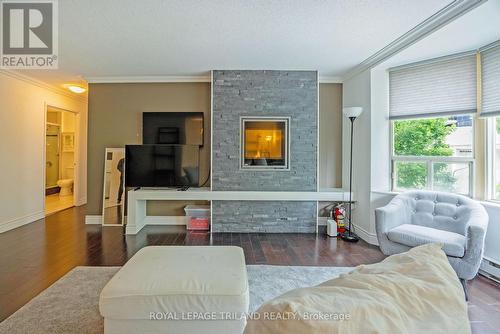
375 190 488 294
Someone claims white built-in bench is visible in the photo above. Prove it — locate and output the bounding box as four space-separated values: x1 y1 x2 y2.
126 187 351 235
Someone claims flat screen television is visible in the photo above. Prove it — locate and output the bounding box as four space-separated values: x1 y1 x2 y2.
125 145 200 187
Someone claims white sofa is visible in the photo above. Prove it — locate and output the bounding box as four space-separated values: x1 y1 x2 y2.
99 246 249 334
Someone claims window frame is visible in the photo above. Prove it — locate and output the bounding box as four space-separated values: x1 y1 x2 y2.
486 117 498 201
390 116 475 197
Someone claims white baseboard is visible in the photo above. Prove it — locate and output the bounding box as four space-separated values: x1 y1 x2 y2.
85 215 102 225
0 211 45 233
352 223 379 245
143 216 188 225
89 215 187 226
317 218 378 244
125 223 137 235
480 256 500 283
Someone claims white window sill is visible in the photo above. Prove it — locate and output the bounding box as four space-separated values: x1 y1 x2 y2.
371 190 400 196
479 200 500 210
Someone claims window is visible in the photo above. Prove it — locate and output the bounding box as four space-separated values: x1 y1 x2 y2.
388 42 500 198
389 52 477 196
482 42 500 201
391 115 474 196
487 117 500 200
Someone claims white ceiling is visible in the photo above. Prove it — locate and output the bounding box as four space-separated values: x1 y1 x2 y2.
16 0 453 89
381 0 500 69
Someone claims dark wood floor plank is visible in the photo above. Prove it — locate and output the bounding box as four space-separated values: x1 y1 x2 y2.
0 205 499 334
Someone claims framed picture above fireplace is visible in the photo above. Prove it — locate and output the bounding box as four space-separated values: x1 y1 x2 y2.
240 116 290 170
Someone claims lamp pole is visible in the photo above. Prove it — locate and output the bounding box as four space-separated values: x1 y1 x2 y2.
341 116 359 242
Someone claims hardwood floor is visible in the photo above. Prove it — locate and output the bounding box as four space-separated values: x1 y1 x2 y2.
0 206 499 333
44 193 74 215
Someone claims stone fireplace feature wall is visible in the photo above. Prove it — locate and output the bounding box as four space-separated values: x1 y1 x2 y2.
211 70 318 233
212 70 318 191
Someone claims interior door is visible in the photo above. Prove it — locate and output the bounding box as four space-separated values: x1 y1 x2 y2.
46 135 60 188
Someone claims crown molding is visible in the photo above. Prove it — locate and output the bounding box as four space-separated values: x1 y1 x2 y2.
319 76 343 83
86 75 211 84
0 70 87 102
87 74 342 84
479 38 500 52
342 0 487 81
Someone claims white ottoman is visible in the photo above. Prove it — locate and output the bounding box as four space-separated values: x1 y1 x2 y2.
99 246 249 334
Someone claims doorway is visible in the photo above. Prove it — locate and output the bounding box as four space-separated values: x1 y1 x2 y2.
45 124 60 189
44 107 77 215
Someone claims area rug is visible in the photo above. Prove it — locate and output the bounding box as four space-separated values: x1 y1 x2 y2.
0 265 352 334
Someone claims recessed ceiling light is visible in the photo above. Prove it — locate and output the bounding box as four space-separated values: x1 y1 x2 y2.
67 85 86 94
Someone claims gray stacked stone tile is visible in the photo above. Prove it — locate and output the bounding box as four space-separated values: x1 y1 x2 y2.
211 70 318 233
211 201 317 233
212 70 318 191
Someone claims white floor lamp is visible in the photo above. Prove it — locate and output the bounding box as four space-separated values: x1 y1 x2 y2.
341 106 363 243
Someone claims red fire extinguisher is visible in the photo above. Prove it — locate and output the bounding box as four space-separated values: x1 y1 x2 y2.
334 204 346 235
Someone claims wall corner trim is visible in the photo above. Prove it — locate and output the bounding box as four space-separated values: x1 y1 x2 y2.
319 76 343 83
352 223 379 245
0 211 44 234
86 75 212 83
75 197 87 207
0 69 87 102
342 0 486 81
85 215 102 225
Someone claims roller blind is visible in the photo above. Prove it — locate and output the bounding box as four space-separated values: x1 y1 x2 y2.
480 42 500 117
389 54 477 120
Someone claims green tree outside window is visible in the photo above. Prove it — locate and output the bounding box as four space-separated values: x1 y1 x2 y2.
394 118 457 190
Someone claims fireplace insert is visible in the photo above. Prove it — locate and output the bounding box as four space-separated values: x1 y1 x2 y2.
240 117 290 170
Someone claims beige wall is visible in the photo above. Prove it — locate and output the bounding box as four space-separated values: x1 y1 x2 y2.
87 83 211 215
319 83 343 188
87 82 342 216
0 71 88 233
